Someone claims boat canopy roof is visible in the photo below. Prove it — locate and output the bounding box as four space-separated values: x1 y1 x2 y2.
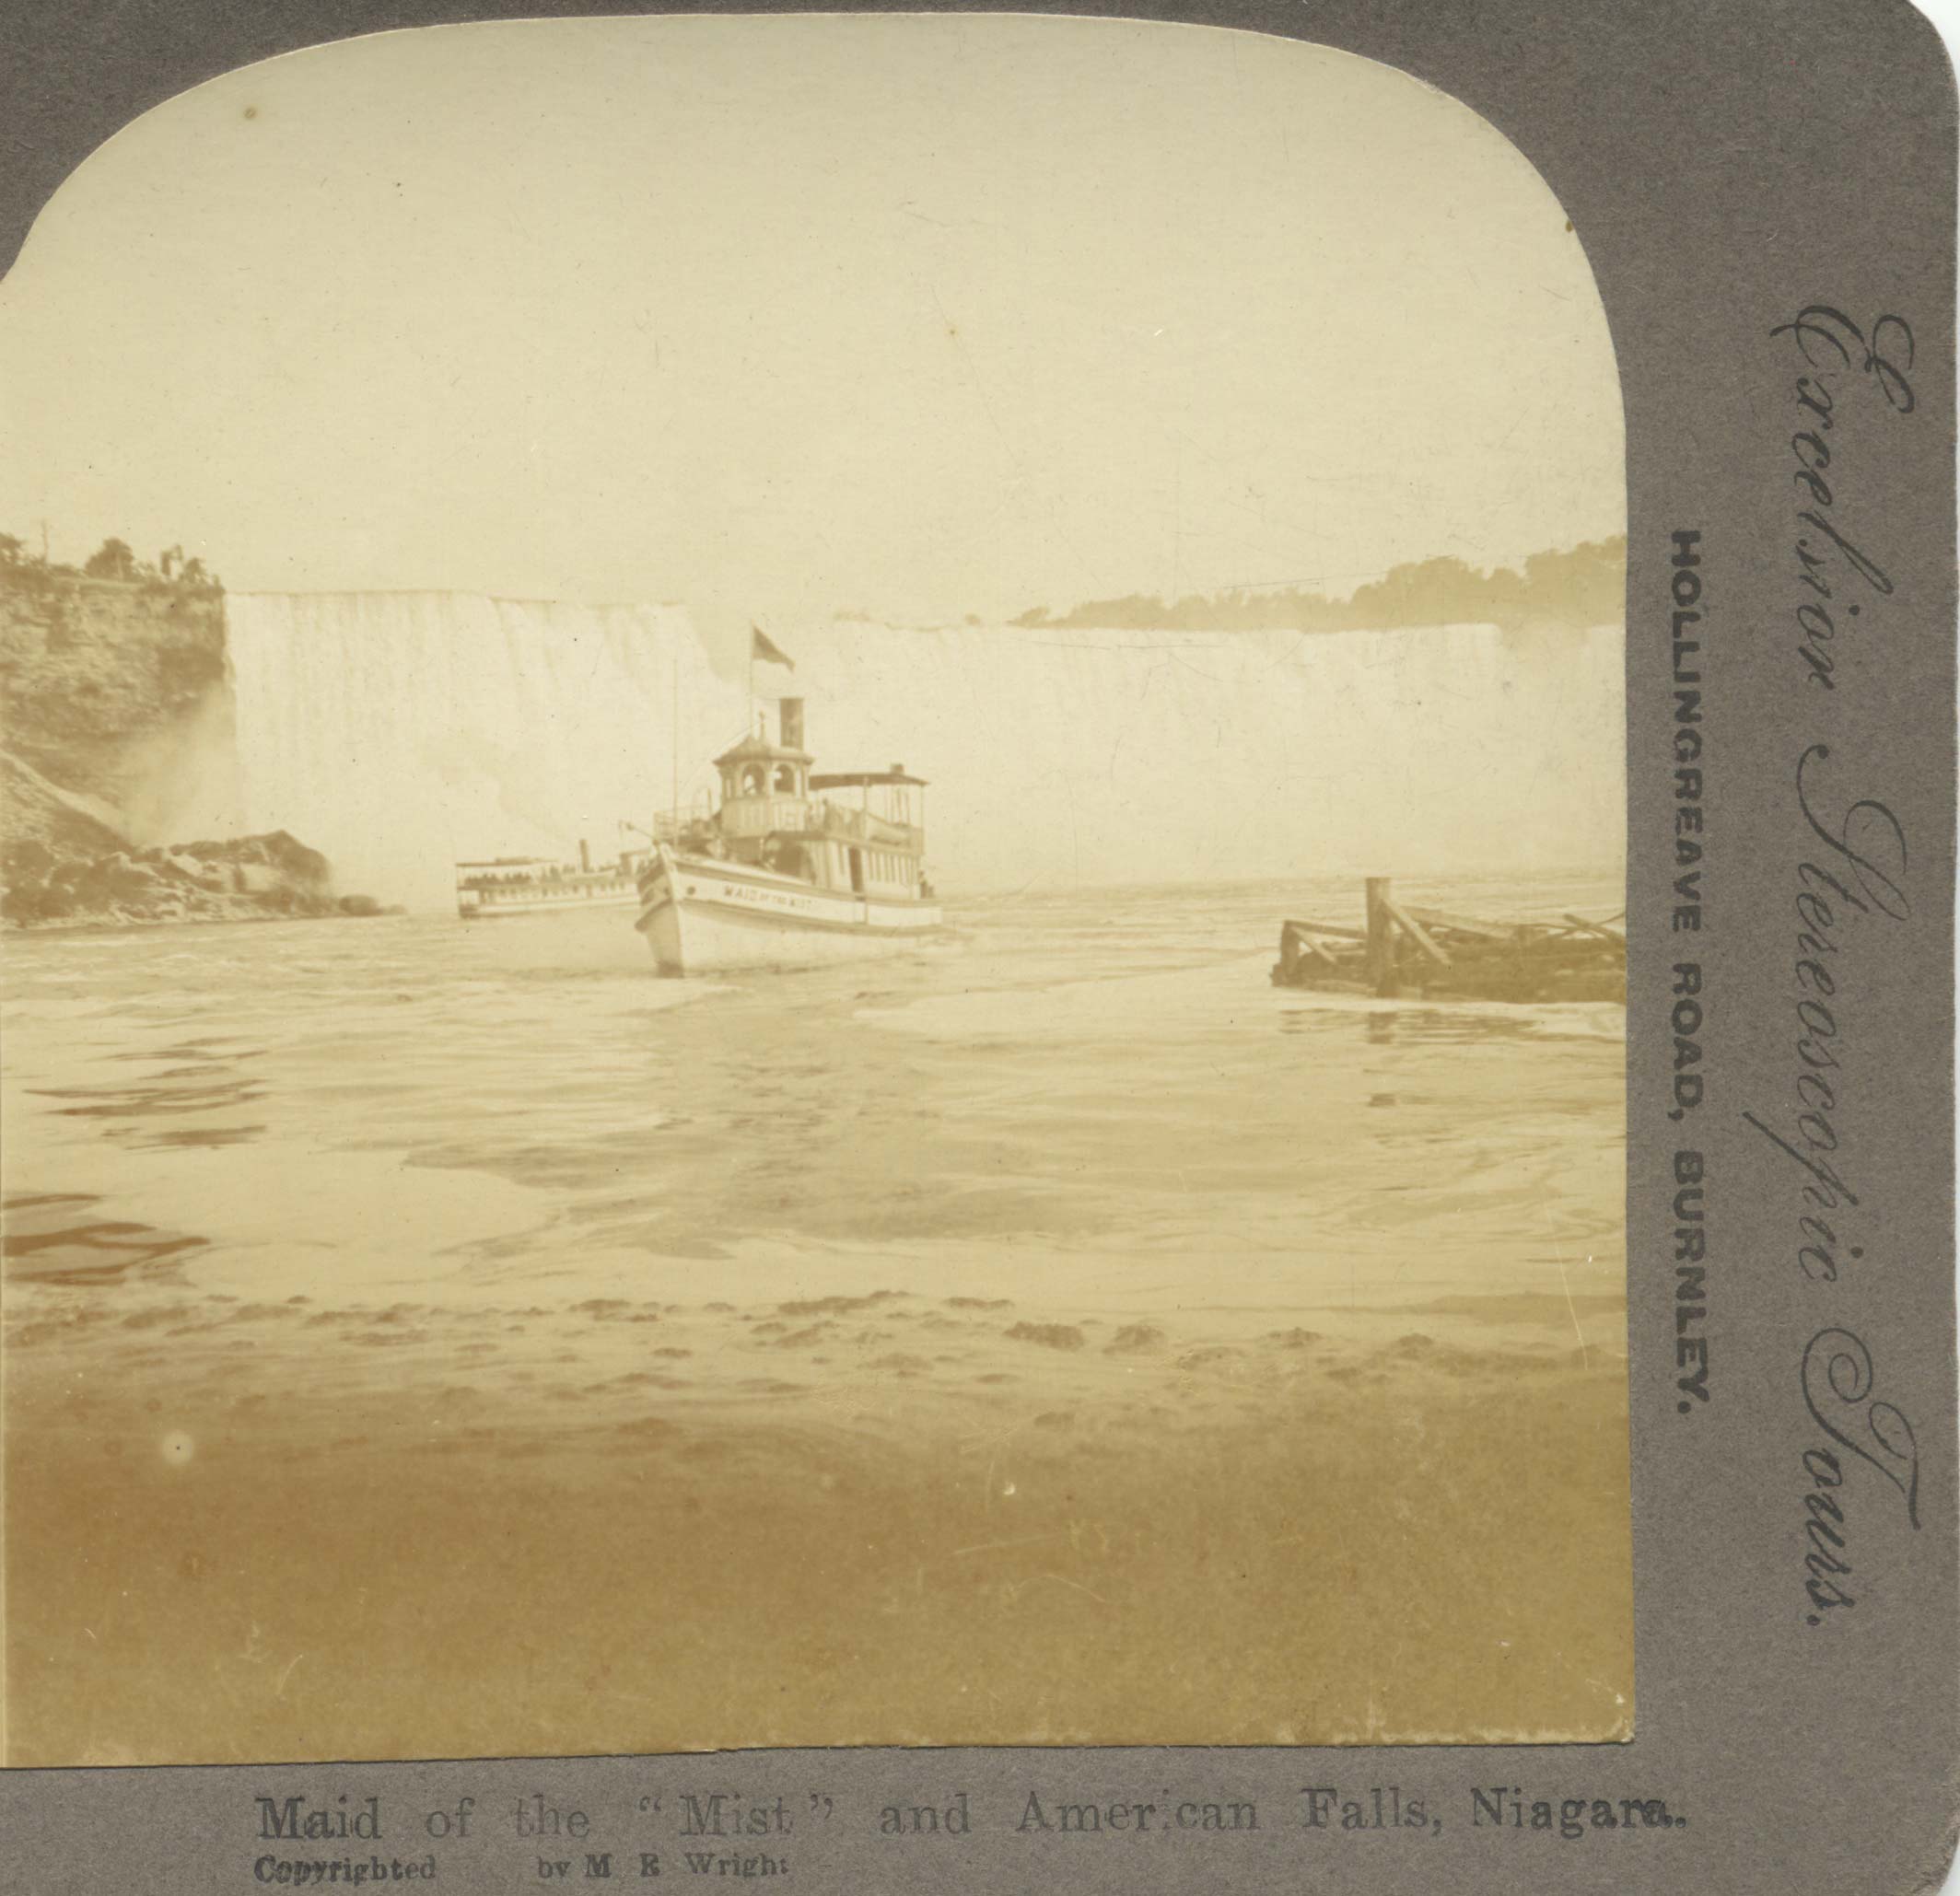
811 766 928 789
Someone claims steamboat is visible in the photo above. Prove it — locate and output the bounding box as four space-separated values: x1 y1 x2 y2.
456 843 647 919
635 696 944 974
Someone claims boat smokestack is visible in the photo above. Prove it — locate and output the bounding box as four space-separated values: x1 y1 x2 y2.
779 698 805 750
578 838 591 872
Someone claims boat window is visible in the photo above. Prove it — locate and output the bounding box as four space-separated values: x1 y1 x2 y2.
741 765 766 795
848 847 865 894
775 763 798 792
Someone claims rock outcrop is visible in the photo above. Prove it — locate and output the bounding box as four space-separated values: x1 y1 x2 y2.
1 558 386 929
2 762 346 926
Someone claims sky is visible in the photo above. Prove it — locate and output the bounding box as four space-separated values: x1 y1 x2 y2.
0 15 1623 644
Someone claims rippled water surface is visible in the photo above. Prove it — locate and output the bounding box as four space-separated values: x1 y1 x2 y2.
4 872 1623 1318
4 871 1635 1762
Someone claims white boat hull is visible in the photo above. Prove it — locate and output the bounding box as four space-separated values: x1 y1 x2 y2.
635 850 944 974
459 888 638 919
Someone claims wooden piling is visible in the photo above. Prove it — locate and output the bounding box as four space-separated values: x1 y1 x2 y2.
1364 877 1395 995
1272 877 1625 1004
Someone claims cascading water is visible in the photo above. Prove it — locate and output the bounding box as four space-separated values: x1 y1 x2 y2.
787 618 1624 892
226 593 750 908
226 593 1623 906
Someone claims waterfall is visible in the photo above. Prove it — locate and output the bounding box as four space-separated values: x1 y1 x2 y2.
226 593 749 908
787 620 1624 891
226 593 1623 906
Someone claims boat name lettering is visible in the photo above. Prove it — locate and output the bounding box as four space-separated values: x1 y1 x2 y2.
711 878 824 916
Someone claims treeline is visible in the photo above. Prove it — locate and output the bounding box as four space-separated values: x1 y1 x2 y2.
1012 537 1625 633
0 533 221 593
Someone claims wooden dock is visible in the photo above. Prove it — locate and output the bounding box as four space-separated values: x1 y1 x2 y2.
1271 878 1625 1004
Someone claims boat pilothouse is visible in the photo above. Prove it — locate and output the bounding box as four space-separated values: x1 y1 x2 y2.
635 695 945 973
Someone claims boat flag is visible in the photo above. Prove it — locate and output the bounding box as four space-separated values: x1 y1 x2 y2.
751 625 795 671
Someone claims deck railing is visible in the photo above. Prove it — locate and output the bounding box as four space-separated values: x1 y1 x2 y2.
718 796 923 854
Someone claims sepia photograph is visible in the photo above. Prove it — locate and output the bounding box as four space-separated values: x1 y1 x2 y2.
2 13 1632 1765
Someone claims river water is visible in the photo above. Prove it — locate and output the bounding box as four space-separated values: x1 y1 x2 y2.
3 869 1631 1762
4 870 1622 1324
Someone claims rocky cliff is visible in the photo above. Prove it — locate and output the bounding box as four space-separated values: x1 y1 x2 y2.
1 564 230 816
0 562 362 927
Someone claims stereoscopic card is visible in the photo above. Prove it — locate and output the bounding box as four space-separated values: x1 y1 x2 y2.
0 2 1954 1892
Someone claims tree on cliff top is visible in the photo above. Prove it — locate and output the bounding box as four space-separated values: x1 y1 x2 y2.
83 538 136 581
